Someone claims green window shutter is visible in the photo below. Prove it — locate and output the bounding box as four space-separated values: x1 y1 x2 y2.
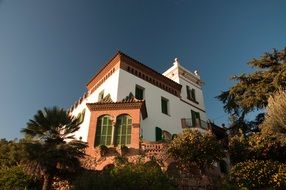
195 111 201 127
115 115 132 145
191 110 201 128
95 118 102 146
191 88 196 101
95 115 112 146
155 127 162 141
161 97 168 114
191 110 196 127
135 85 144 100
195 112 200 120
186 85 191 100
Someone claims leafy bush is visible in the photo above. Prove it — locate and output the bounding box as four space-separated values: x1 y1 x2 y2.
99 145 109 156
230 160 286 189
272 164 286 189
0 139 26 167
0 165 40 190
114 156 128 167
168 129 225 174
119 145 129 156
72 169 113 190
72 161 176 190
228 134 251 164
261 90 286 145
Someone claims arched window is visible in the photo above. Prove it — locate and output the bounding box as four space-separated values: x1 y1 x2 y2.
95 115 113 146
115 115 132 145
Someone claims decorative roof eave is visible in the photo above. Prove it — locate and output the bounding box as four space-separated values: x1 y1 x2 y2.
119 52 182 91
85 51 182 96
178 67 204 86
86 100 148 119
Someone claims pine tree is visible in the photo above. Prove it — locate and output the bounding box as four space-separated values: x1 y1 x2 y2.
217 48 286 133
217 47 286 115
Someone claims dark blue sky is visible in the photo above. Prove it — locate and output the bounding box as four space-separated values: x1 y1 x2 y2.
1 0 286 139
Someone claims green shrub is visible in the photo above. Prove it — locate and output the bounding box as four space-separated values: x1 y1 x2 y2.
114 156 128 167
72 162 176 190
119 145 129 156
72 169 113 190
272 164 286 189
230 160 286 189
99 145 109 156
0 165 40 190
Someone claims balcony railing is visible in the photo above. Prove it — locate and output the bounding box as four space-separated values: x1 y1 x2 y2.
140 140 167 154
181 118 209 130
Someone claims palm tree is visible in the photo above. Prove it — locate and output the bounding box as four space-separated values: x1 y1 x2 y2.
21 107 87 190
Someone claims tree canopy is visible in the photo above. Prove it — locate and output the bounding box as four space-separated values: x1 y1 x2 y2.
21 107 87 190
217 48 286 117
226 90 286 189
260 90 286 144
167 130 224 174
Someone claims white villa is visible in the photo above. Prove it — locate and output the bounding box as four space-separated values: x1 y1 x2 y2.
68 51 208 157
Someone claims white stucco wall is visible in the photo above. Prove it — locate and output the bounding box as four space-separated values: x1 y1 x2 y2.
71 63 207 142
117 68 207 141
70 69 120 141
178 76 206 113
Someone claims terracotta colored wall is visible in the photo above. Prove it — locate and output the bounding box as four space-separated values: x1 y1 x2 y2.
86 108 141 157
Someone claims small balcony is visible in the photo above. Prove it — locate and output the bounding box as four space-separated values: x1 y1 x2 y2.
181 118 209 130
140 140 167 154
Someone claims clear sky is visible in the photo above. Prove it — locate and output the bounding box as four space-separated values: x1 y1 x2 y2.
0 0 286 139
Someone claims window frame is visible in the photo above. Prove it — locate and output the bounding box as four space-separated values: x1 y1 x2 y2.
95 115 113 146
135 85 145 100
115 115 132 146
161 97 169 115
186 85 198 103
191 110 201 127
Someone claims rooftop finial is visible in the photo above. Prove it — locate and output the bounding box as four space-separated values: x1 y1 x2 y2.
173 58 180 66
194 70 199 75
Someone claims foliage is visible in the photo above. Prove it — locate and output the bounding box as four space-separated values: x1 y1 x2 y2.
99 144 109 156
0 165 41 190
72 169 112 190
228 134 252 165
72 161 176 190
260 90 286 144
248 133 286 163
114 156 128 167
119 145 129 155
229 133 286 165
229 160 286 189
215 181 239 190
0 139 26 167
217 47 286 123
272 164 286 189
21 107 87 190
233 91 286 163
167 129 225 174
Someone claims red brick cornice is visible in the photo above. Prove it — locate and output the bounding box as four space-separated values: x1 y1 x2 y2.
86 51 182 97
86 100 148 119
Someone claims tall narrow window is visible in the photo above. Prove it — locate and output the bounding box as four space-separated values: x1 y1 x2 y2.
186 85 191 100
191 110 201 127
191 88 196 101
135 85 144 100
115 115 132 145
161 97 169 115
98 90 104 101
155 127 162 141
95 115 113 146
187 85 196 102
